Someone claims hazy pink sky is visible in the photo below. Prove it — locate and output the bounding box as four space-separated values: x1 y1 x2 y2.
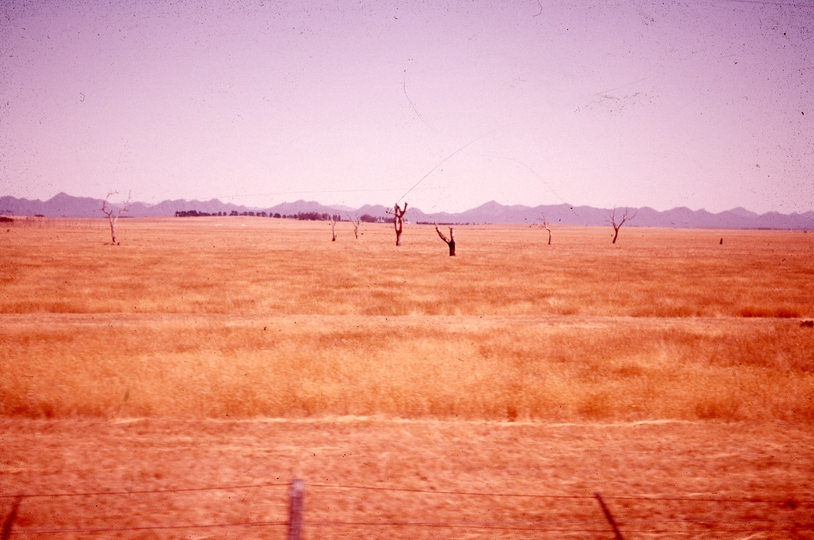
1 0 812 213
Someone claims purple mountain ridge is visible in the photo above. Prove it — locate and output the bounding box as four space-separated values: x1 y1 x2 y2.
1 193 812 230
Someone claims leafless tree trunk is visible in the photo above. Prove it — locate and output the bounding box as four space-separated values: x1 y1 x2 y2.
538 214 552 245
386 202 407 246
610 207 636 244
100 192 131 245
435 223 456 256
349 214 361 239
329 215 339 241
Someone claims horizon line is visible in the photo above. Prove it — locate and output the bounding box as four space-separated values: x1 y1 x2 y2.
4 191 811 217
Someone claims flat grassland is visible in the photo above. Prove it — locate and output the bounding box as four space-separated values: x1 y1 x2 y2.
1 217 813 538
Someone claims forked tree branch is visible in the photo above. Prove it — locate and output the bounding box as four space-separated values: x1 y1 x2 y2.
100 191 131 245
329 215 339 241
538 214 552 245
434 222 456 256
348 213 362 239
609 207 636 244
386 202 407 246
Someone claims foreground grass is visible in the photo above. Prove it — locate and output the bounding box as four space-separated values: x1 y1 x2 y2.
2 418 813 539
1 218 813 422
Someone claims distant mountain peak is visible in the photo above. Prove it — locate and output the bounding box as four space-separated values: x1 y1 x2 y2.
0 193 811 229
727 206 759 218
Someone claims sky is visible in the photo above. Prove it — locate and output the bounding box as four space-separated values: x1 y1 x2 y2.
1 0 812 214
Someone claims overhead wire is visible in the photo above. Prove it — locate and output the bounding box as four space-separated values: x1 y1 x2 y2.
397 127 505 204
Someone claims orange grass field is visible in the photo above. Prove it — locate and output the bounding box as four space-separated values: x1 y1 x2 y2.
1 217 814 538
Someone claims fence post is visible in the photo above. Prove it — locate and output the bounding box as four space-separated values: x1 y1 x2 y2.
2 495 22 540
287 479 305 540
594 491 624 540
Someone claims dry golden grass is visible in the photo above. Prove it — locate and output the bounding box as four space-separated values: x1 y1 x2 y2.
2 418 813 539
3 218 814 538
3 217 813 318
1 217 812 423
2 314 814 423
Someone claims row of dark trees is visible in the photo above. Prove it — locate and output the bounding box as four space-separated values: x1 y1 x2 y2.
176 210 279 218
174 210 390 222
175 210 278 217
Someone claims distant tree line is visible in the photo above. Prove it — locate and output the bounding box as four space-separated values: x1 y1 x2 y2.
360 214 389 223
175 210 271 217
175 213 387 223
173 210 455 228
417 221 473 226
175 210 356 221
294 212 342 221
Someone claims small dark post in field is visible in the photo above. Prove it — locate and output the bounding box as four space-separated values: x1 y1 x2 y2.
609 207 635 244
287 479 305 540
100 191 131 245
1 495 22 540
594 491 624 540
386 202 408 246
435 223 456 256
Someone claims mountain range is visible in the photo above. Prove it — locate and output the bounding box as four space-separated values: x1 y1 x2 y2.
2 192 813 230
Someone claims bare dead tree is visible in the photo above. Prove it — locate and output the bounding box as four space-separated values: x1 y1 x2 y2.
434 223 456 256
329 215 339 241
538 214 552 245
385 202 407 246
609 207 636 244
100 191 131 245
349 213 362 239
